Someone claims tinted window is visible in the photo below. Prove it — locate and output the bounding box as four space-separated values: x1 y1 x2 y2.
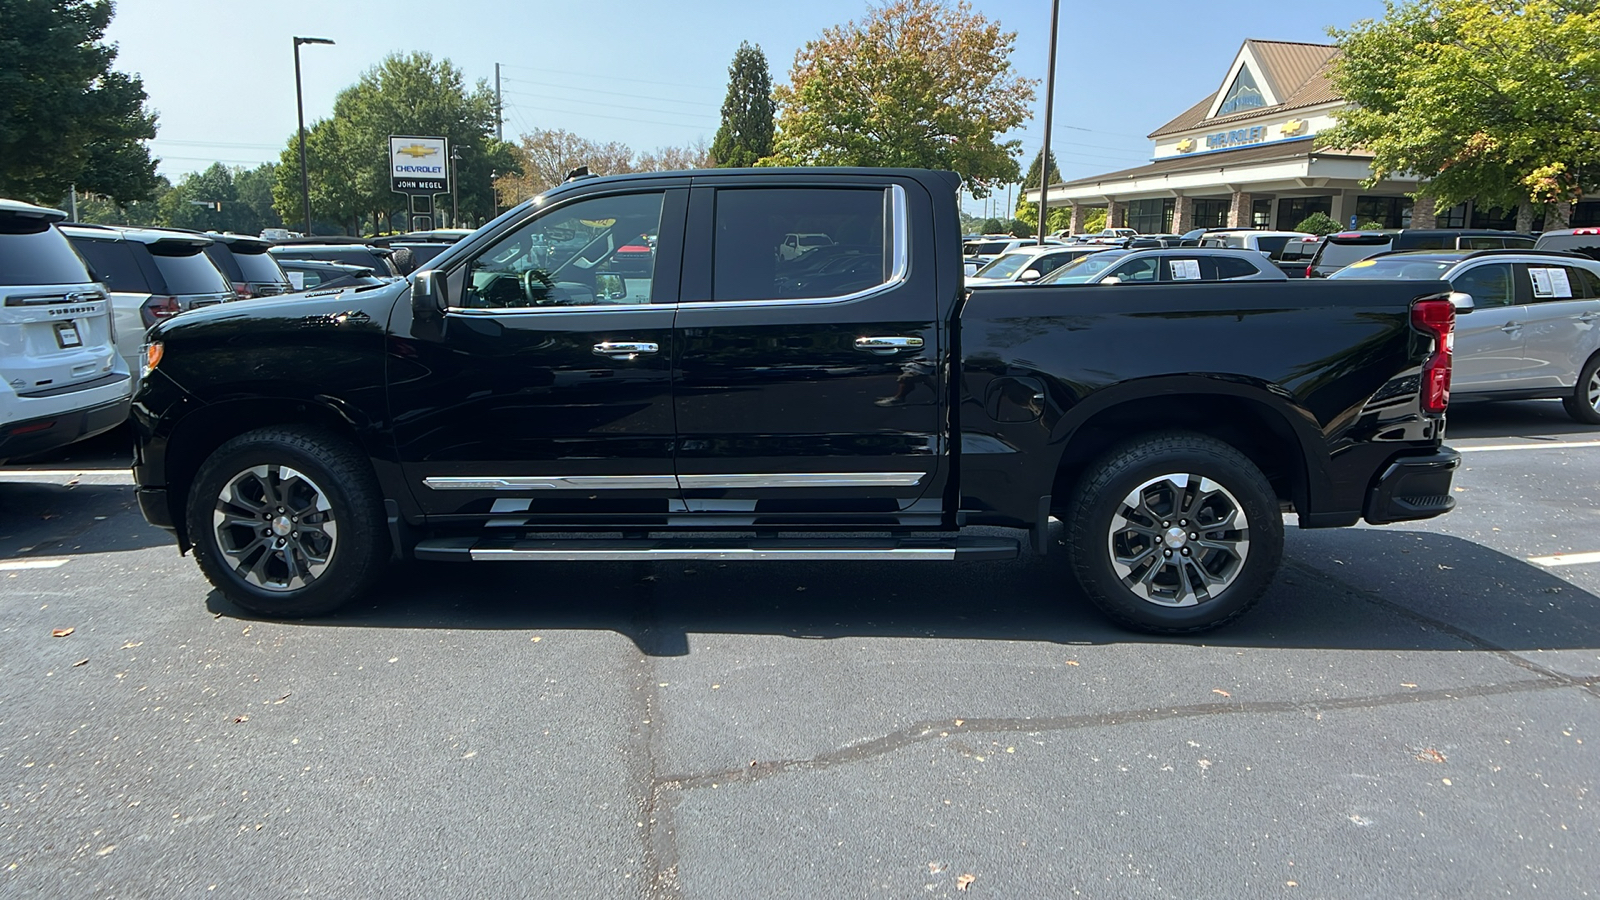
392 242 450 267
1570 266 1600 298
1452 263 1514 308
230 249 288 284
1535 234 1600 262
149 247 230 294
1254 236 1292 256
1213 256 1260 279
0 220 92 286
1318 240 1392 269
1501 235 1536 248
1393 233 1452 250
70 237 150 293
202 245 243 281
714 188 887 302
1458 236 1502 250
464 192 664 308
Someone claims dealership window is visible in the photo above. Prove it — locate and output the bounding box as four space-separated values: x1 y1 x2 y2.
1356 196 1413 229
1276 196 1332 230
1438 202 1468 229
1251 198 1271 228
1192 199 1230 229
1127 198 1174 234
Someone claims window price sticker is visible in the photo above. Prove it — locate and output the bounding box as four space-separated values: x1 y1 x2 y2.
1170 259 1202 281
1529 267 1572 298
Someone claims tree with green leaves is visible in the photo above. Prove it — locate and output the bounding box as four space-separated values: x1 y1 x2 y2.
0 0 159 204
1318 0 1600 227
764 0 1036 196
271 52 519 233
710 42 776 168
1014 149 1069 235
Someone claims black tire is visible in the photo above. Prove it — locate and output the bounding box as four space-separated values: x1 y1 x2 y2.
1562 353 1600 425
1064 432 1283 634
186 427 390 617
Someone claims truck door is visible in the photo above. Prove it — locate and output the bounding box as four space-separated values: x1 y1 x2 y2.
671 178 948 525
387 187 687 524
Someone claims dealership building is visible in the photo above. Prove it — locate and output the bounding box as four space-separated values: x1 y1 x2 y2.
1028 39 1599 235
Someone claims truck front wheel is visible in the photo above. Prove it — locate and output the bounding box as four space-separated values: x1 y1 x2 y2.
185 427 390 618
1065 433 1283 633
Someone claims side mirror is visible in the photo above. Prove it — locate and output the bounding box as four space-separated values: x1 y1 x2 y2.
594 273 627 301
1100 275 1122 285
412 269 446 320
1019 269 1042 282
1448 290 1475 312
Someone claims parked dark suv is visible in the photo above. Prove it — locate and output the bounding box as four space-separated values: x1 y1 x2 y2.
1307 229 1537 278
202 233 292 300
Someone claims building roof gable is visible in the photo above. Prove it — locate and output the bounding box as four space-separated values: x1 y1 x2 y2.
1149 40 1341 138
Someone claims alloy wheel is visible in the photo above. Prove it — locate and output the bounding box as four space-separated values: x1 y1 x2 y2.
212 464 339 592
1106 473 1251 607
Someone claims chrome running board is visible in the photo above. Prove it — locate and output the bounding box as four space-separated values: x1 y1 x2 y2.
413 536 1018 563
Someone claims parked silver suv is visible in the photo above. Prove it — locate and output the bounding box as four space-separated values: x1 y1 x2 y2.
1329 249 1600 423
0 200 131 462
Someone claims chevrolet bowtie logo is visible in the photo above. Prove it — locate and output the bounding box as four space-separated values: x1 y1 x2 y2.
397 144 437 158
1282 119 1306 136
1175 138 1196 153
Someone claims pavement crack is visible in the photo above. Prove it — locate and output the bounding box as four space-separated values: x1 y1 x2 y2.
627 565 680 900
1283 556 1600 699
654 674 1592 794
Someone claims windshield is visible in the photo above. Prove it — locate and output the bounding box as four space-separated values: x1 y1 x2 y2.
1039 250 1129 284
1328 257 1456 280
964 240 1011 257
972 251 1034 280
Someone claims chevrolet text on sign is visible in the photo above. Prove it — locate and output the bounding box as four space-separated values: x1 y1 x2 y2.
389 135 449 193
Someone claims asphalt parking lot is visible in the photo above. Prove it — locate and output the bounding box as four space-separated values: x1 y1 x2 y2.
2 402 1596 899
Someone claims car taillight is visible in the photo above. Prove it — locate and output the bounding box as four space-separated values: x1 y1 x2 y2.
233 283 254 300
140 295 181 329
1305 264 1314 278
1411 298 1455 414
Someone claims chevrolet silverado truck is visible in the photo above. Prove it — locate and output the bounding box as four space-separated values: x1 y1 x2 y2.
131 168 1460 633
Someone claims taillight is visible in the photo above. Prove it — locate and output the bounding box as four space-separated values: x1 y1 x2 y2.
233 283 254 300
1305 264 1314 278
140 295 180 329
1411 298 1455 414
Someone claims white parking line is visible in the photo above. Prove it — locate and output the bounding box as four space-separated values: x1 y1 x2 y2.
1458 440 1600 453
1527 551 1600 568
0 558 70 571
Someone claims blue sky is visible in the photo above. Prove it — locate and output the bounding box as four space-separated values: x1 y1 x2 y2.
105 0 1390 214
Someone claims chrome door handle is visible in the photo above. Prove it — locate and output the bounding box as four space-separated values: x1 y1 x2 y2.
855 336 925 355
1579 312 1600 323
592 341 659 360
1500 322 1522 333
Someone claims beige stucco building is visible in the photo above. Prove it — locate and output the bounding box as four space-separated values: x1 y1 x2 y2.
1026 40 1597 235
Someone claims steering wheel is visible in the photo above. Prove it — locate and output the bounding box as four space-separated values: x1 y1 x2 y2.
520 268 556 305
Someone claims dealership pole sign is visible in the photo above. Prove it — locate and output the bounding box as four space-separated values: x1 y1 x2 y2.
389 135 449 193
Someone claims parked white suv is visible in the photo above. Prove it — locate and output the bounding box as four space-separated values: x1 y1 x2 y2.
0 199 132 463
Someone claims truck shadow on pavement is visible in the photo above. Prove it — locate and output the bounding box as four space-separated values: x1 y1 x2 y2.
0 482 169 557
203 526 1600 658
1446 398 1600 438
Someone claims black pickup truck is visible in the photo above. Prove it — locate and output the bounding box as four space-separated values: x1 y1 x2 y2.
131 168 1460 633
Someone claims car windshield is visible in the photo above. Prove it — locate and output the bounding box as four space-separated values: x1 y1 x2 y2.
1039 250 1129 284
1328 258 1456 280
972 251 1035 279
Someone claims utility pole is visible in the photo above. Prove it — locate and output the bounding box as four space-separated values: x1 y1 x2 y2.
495 63 503 142
1038 0 1060 245
450 148 461 227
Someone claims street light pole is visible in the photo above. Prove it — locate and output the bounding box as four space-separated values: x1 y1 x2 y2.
1037 0 1060 245
293 36 335 236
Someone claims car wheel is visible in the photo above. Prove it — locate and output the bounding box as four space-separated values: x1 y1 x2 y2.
186 427 389 617
1065 432 1283 634
1562 354 1600 425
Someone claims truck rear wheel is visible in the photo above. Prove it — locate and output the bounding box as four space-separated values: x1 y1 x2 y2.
1065 432 1283 633
185 427 389 618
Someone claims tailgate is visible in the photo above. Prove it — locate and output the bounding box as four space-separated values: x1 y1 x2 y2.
0 285 119 395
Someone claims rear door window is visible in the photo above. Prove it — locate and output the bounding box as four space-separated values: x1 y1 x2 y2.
1452 263 1515 308
1213 256 1261 280
714 188 888 302
71 238 149 293
1 221 92 285
1105 257 1160 283
149 247 231 295
1526 264 1591 302
1254 236 1292 256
